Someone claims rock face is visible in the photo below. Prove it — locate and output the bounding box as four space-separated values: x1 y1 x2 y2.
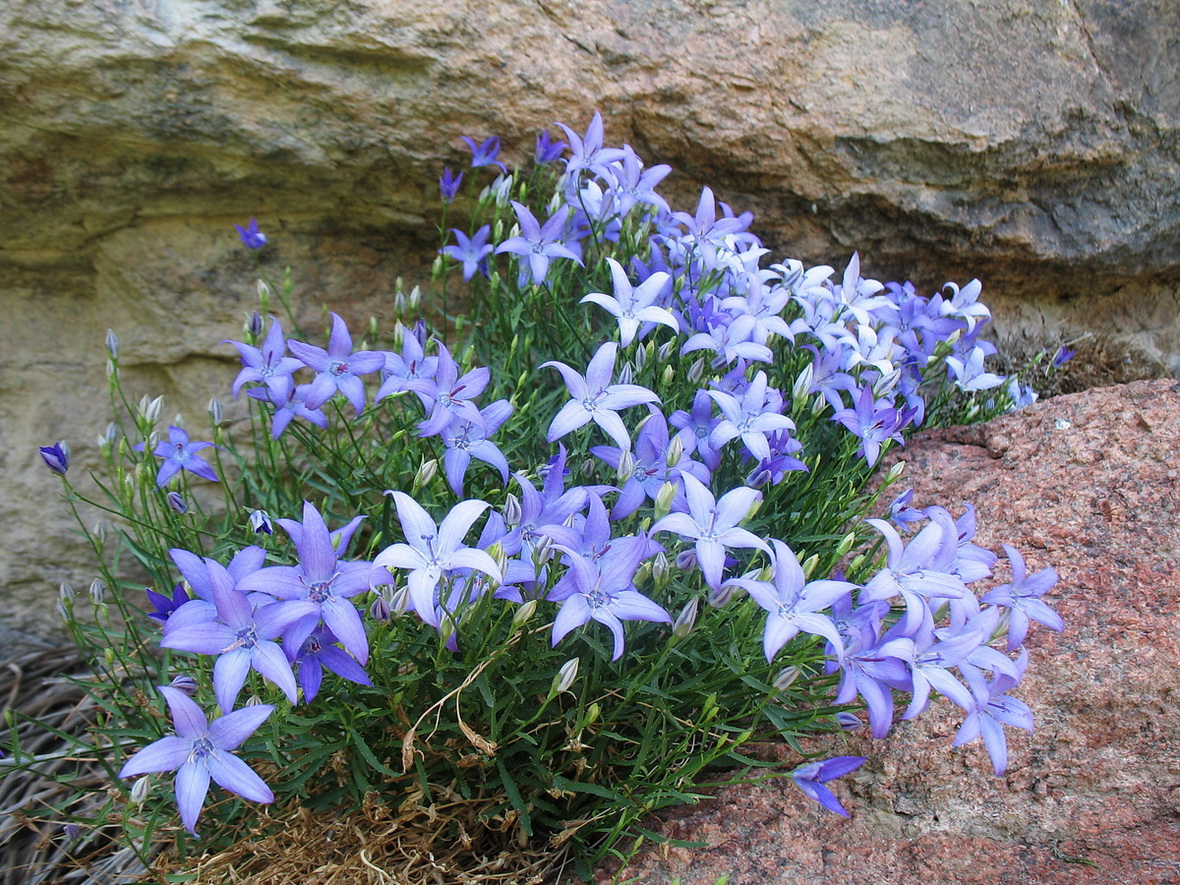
604 378 1180 885
1 3 1177 630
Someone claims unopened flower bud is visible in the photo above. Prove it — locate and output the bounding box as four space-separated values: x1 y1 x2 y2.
835 531 857 558
408 286 421 310
103 647 115 665
652 552 670 590
394 290 407 314
744 496 762 522
369 595 392 623
56 598 71 623
166 491 188 515
618 362 633 385
654 481 677 521
59 582 75 602
486 542 508 577
811 393 828 417
512 599 538 627
105 329 119 358
634 344 648 372
792 362 814 402
884 460 906 484
61 823 82 844
552 658 580 696
92 522 107 545
208 397 224 427
503 493 522 526
709 584 736 608
38 441 70 475
412 458 438 492
633 561 652 588
773 666 800 692
245 695 264 707
658 341 674 362
801 553 819 579
676 548 697 571
672 597 699 639
615 450 636 485
835 711 862 731
89 579 105 604
390 585 411 616
249 509 274 534
169 674 199 697
847 553 867 575
666 435 684 467
106 358 117 378
146 430 160 453
248 310 264 339
129 775 152 807
584 701 601 726
687 357 706 383
140 395 164 425
661 365 675 387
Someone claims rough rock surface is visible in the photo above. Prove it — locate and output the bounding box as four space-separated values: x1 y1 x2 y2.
603 378 1180 885
2 2 1178 632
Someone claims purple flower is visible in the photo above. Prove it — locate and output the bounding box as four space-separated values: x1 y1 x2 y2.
287 313 387 413
534 129 567 164
555 111 626 182
247 384 329 440
1053 346 1076 368
145 583 190 623
707 371 796 463
441 226 494 281
236 501 373 665
249 510 274 535
416 342 490 438
287 625 372 703
39 441 70 475
580 258 679 347
460 135 508 173
789 756 866 816
135 426 220 487
439 166 463 203
375 323 439 405
235 218 267 250
724 539 853 662
981 544 1063 650
649 473 768 590
118 686 274 834
495 202 583 287
953 648 1034 775
832 385 907 467
542 341 660 450
161 559 312 713
371 493 502 630
441 399 514 496
224 317 303 402
549 533 671 661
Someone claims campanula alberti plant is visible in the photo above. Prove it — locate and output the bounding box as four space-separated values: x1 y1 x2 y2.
11 112 1064 881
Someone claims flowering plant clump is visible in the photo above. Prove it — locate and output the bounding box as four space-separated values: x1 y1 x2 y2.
9 113 1063 880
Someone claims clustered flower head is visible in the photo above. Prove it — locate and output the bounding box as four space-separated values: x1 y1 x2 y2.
96 113 1063 840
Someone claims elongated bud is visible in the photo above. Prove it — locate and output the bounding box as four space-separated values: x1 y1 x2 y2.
552 658 579 696
744 495 763 523
105 329 119 358
709 584 737 608
836 711 862 731
661 365 675 387
847 553 867 575
166 492 188 515
146 430 160 452
687 357 706 383
394 290 407 314
811 392 828 417
792 362 814 402
512 599 538 627
369 595 392 623
390 585 411 616
835 531 857 558
245 695 265 707
412 458 438 492
773 666 800 691
249 509 274 534
146 395 164 425
660 429 683 468
654 480 677 521
129 776 152 807
208 397 224 427
89 579 105 604
103 647 115 665
616 450 636 484
652 552 670 591
503 493 522 526
801 553 819 579
658 340 674 362
672 597 699 639
618 362 633 385
56 597 71 623
486 542 508 577
884 460 906 483
584 702 601 727
169 674 199 697
106 358 117 378
633 561 652 589
92 522 107 545
59 582 75 602
634 344 647 372
408 286 421 310
437 616 456 647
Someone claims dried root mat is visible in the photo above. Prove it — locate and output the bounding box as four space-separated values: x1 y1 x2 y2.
153 794 573 885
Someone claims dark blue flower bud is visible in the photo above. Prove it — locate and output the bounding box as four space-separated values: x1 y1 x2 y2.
39 441 70 475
